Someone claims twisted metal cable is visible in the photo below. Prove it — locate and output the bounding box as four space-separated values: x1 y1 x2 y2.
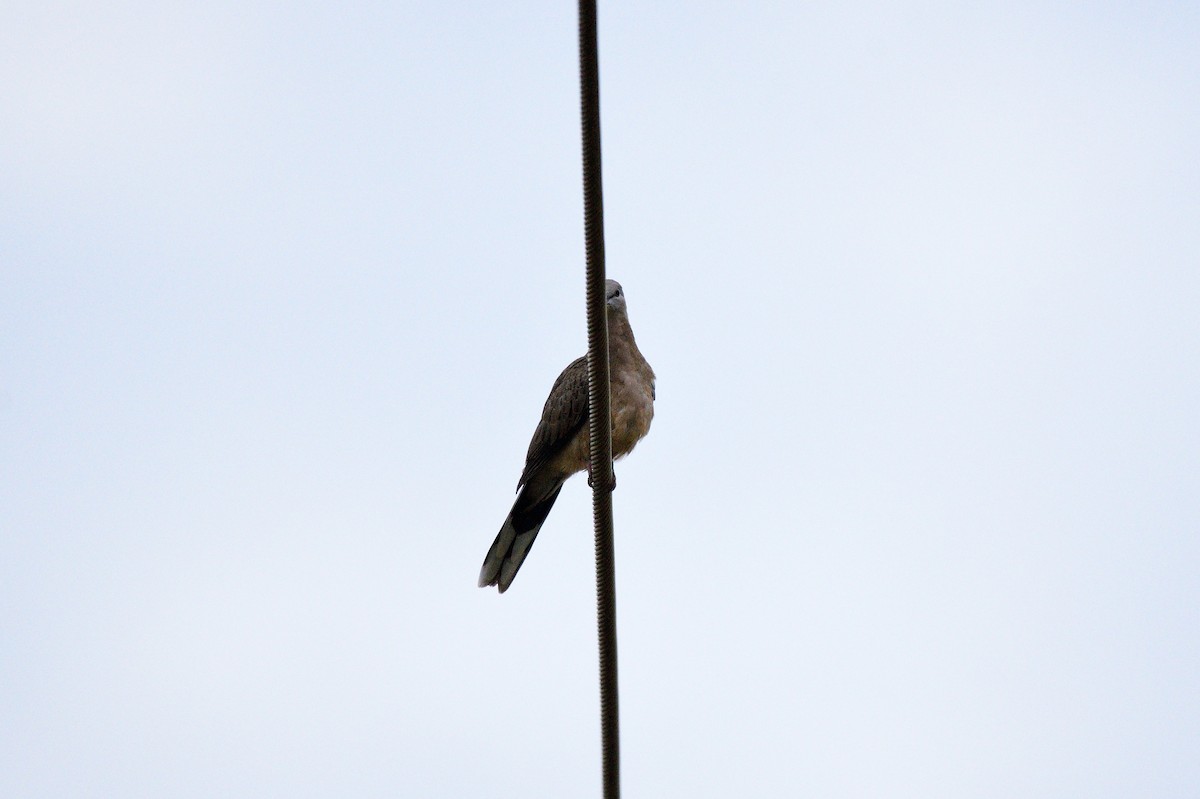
578 1 620 797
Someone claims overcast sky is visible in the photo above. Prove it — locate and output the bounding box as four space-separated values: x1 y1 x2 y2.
2 2 1198 797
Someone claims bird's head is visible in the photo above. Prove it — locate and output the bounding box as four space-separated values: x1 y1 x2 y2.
605 279 626 314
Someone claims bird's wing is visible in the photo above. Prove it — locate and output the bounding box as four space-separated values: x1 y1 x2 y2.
518 355 589 489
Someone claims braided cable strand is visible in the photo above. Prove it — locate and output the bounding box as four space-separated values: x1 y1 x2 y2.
578 1 620 797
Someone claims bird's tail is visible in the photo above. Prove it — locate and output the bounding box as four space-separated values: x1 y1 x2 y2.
478 483 564 593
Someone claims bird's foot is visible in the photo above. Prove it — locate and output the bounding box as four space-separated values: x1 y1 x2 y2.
587 463 617 493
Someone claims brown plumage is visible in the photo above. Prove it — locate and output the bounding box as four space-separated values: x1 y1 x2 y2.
478 279 655 593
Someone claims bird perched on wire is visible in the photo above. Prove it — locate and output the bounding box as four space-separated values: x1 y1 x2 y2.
478 279 655 593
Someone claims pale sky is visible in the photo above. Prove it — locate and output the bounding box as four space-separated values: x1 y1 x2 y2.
2 2 1198 797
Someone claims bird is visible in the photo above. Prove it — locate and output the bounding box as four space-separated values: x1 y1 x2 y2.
478 279 655 593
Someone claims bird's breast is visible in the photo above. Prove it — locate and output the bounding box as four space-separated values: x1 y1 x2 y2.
611 374 655 459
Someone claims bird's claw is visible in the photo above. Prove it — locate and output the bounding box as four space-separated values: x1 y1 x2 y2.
587 462 617 493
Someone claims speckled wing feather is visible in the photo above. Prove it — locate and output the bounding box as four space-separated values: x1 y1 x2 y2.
518 355 589 489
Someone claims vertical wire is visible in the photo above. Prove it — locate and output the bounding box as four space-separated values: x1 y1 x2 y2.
578 1 620 797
